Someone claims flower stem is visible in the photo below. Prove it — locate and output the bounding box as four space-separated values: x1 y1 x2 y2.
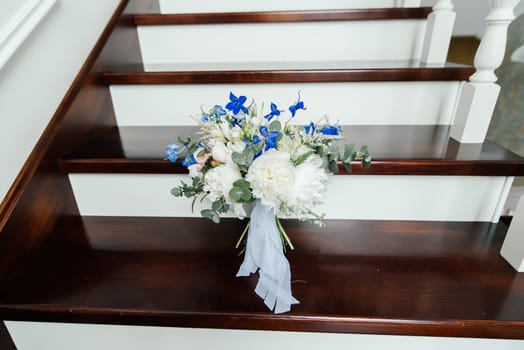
276 217 294 251
235 221 250 249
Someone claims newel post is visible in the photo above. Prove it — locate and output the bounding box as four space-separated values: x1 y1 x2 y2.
420 0 456 64
450 0 519 143
501 195 524 271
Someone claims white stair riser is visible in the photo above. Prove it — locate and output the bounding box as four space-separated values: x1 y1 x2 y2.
110 82 462 126
159 0 423 14
137 21 427 65
6 321 522 350
69 174 510 222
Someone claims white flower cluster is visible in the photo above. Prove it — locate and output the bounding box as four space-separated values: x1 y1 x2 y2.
246 149 328 219
167 92 369 224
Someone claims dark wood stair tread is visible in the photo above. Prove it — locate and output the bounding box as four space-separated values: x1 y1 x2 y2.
57 125 524 176
133 8 433 26
103 62 475 84
0 216 523 339
0 322 15 350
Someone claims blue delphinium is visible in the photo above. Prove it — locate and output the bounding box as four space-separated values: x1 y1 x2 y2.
304 121 316 135
210 105 227 119
182 154 198 168
260 126 282 151
226 92 249 115
264 102 282 121
289 100 306 118
164 141 180 163
320 125 342 138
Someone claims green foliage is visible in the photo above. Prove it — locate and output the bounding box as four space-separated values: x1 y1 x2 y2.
231 146 257 173
170 176 204 199
177 135 191 146
268 120 282 132
229 179 253 203
201 209 220 223
293 151 314 166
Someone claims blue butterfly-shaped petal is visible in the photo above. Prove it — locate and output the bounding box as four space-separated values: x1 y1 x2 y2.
264 102 282 121
320 125 342 137
304 121 316 135
260 126 282 151
289 100 306 118
225 92 249 115
210 105 227 119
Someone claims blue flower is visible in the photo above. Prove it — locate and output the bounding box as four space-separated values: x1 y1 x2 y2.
210 105 227 119
304 121 316 135
164 141 180 163
260 126 281 151
264 102 281 121
182 154 198 168
201 113 209 122
289 100 306 118
320 125 342 137
245 134 261 146
225 92 249 115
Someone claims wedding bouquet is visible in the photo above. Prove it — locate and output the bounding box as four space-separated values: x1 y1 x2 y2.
165 92 370 313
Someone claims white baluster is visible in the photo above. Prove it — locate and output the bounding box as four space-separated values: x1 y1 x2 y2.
450 0 519 143
420 0 456 64
395 0 422 7
501 195 524 271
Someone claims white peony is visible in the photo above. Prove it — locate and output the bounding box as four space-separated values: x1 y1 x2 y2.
203 163 246 217
285 155 329 218
246 149 295 213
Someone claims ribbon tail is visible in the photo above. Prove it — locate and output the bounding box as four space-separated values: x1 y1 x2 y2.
236 200 299 313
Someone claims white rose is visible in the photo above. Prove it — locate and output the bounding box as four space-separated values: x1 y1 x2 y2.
211 142 231 163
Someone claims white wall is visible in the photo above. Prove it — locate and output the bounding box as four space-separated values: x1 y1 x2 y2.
0 0 119 204
422 0 524 36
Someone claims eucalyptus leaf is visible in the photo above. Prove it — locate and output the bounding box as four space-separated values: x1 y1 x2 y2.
229 186 251 203
243 147 256 166
212 200 222 212
229 187 244 202
232 152 246 166
187 143 199 154
233 179 250 188
343 162 353 174
201 209 220 224
329 160 339 174
171 187 182 197
268 120 282 132
177 135 191 146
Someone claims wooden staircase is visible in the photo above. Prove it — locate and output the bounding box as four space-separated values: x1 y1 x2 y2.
1 0 524 347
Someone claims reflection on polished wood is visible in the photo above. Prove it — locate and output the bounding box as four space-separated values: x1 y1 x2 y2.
103 63 475 83
133 8 433 25
138 60 464 72
57 125 524 176
0 217 523 339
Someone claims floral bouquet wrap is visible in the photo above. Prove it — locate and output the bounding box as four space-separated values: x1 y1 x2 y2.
165 92 370 313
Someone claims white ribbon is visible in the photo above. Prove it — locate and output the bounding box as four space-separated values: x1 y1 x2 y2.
236 200 299 313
